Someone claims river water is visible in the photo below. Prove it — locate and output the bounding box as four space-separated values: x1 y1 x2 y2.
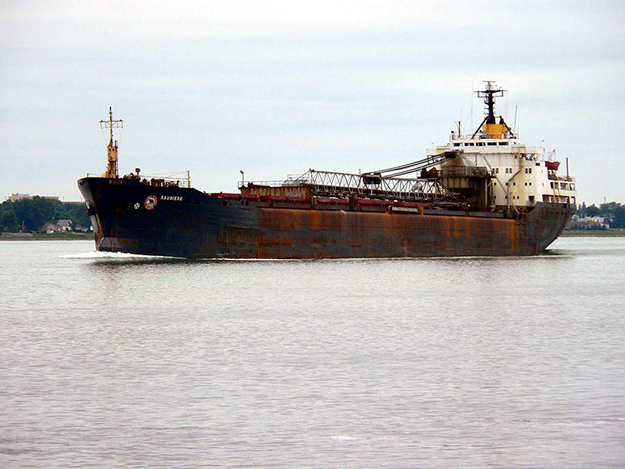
1 238 624 468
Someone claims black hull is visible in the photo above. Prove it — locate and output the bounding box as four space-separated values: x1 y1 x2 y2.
78 177 574 259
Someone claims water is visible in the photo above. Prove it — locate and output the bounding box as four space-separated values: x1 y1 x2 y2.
1 238 624 468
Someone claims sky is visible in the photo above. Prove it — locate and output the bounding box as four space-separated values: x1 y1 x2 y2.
1 0 624 205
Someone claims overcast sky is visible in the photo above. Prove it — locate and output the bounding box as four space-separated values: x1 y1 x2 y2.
1 0 624 204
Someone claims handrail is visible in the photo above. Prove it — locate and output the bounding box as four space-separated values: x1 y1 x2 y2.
84 172 192 188
241 169 456 203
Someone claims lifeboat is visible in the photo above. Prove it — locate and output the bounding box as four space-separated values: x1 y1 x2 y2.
545 161 560 171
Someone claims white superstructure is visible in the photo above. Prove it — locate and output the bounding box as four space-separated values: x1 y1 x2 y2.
428 82 576 211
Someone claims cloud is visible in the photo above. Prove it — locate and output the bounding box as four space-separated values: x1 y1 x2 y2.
1 0 624 202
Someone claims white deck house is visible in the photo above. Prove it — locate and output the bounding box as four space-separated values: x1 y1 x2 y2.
428 82 576 211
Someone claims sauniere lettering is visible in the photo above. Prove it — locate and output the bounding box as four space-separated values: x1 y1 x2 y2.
161 196 183 201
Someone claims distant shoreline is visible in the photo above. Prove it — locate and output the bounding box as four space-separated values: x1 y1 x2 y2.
0 233 94 241
561 228 625 237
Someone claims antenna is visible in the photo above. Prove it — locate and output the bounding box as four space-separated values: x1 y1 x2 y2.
476 81 505 125
470 81 516 139
513 105 518 134
470 81 474 132
99 107 123 178
100 107 123 145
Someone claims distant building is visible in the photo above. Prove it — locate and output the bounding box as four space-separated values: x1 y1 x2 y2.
8 193 30 202
44 219 73 233
568 215 610 230
56 219 73 231
6 193 60 202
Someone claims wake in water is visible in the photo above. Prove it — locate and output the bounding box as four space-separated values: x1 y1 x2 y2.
59 251 173 260
59 251 576 263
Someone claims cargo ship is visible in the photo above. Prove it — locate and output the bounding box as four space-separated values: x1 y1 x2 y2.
78 82 576 258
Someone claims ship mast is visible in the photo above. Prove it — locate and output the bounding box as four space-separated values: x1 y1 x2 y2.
470 81 515 139
100 107 123 178
479 80 503 126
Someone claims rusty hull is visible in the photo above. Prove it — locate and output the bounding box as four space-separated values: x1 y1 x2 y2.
78 177 574 259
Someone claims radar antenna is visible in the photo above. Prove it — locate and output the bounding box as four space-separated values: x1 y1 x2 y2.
100 107 123 178
470 81 515 139
477 80 504 125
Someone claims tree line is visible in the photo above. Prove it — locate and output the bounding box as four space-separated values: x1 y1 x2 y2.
577 202 625 228
0 197 90 232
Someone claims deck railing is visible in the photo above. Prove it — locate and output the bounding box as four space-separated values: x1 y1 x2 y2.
241 170 455 202
85 171 191 188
